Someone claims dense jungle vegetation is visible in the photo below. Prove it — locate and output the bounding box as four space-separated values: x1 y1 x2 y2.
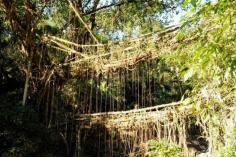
0 0 236 157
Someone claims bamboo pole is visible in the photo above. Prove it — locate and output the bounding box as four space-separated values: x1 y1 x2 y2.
78 101 182 117
47 35 104 47
49 39 87 57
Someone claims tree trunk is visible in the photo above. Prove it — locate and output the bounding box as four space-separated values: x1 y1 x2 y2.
22 56 31 106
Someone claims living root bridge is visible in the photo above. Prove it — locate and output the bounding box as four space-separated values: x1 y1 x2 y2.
43 25 197 77
77 101 202 156
77 101 190 130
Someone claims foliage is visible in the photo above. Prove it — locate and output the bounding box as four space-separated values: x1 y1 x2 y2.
162 0 236 154
95 0 181 39
145 139 184 157
221 127 236 157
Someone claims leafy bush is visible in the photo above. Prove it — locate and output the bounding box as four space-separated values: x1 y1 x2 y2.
221 146 236 157
221 127 236 157
145 139 184 157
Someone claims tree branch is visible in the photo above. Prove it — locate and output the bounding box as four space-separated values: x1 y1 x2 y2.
68 0 100 44
82 1 126 16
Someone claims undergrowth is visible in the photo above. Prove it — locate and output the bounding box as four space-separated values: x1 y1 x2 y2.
221 126 236 157
145 139 184 157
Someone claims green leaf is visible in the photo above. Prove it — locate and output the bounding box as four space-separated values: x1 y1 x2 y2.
191 0 197 8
